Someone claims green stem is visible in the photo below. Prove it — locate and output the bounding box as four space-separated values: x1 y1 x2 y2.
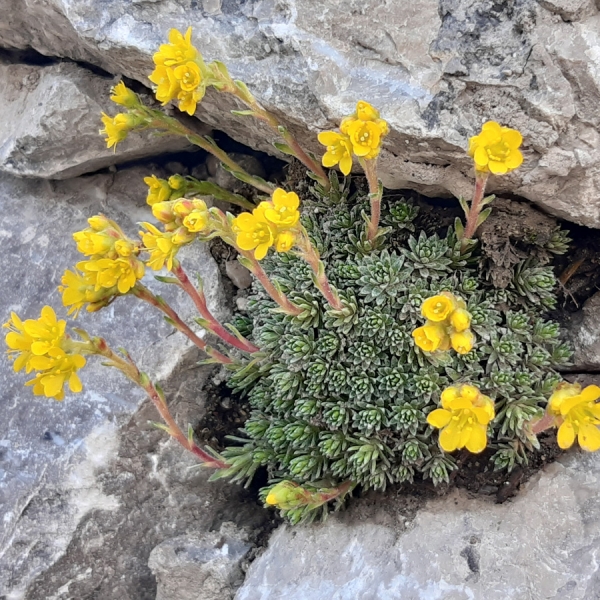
461 173 489 251
132 284 233 365
145 110 275 195
171 262 260 354
92 338 229 469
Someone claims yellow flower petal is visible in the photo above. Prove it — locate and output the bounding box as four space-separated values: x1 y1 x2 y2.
502 128 522 149
581 385 600 403
427 409 452 429
488 160 508 175
465 425 487 453
439 422 461 452
557 421 576 449
473 146 489 167
578 424 600 452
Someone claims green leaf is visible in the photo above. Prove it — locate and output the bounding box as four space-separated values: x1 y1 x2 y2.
149 421 172 434
458 196 470 218
234 80 254 103
481 194 496 207
454 217 464 239
154 275 180 284
273 142 295 155
476 207 493 227
231 109 256 117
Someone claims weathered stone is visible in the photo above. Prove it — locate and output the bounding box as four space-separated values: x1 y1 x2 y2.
569 291 600 371
0 60 194 179
0 168 263 599
237 429 600 600
149 523 251 600
1 1 600 226
225 260 253 290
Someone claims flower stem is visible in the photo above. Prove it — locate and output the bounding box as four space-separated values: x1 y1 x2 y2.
240 251 304 316
360 158 383 242
91 337 229 469
228 87 330 189
531 413 557 435
132 284 233 365
297 229 343 310
461 173 489 251
145 110 275 195
171 262 260 354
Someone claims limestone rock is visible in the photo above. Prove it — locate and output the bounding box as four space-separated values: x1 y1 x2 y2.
0 61 194 179
1 1 600 226
0 168 263 599
569 291 600 371
149 523 251 600
237 437 600 600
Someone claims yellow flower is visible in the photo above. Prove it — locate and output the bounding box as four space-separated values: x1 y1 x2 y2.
450 330 475 355
100 113 141 149
232 205 275 260
264 189 300 229
450 308 471 333
25 349 86 401
140 223 181 271
183 208 210 233
317 131 353 175
81 257 144 294
148 64 179 105
110 82 139 108
168 175 187 191
275 231 296 253
4 306 88 400
144 175 172 205
344 119 383 158
427 384 495 453
548 383 600 451
468 121 523 175
4 312 35 372
59 268 114 317
73 230 115 257
153 27 198 68
173 61 203 92
421 294 456 322
412 322 450 353
177 87 204 116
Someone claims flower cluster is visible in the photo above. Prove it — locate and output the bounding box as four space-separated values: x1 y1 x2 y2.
427 384 495 453
60 216 145 316
468 121 523 175
547 383 600 452
100 111 144 150
140 197 211 271
412 293 475 355
318 101 389 175
144 174 186 206
232 188 300 260
3 307 87 400
149 27 210 115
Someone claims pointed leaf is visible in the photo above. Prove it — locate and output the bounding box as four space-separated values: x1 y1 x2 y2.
454 217 464 239
458 196 470 218
273 142 295 155
231 109 256 117
481 194 496 207
476 207 493 227
154 275 180 284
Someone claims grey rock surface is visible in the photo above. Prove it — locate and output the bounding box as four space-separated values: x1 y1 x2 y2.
0 168 264 599
149 523 252 600
569 291 600 372
237 428 600 600
2 0 600 226
0 60 193 179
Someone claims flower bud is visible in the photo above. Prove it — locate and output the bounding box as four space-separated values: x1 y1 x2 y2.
168 174 187 191
152 201 176 224
183 209 209 233
172 226 195 245
88 215 111 232
450 308 472 332
450 330 475 354
173 199 195 218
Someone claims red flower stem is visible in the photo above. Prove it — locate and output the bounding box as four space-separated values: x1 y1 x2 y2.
531 413 557 435
297 230 343 310
461 173 489 250
92 338 229 469
172 263 260 354
228 89 330 189
361 158 382 242
241 251 304 316
132 284 233 365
